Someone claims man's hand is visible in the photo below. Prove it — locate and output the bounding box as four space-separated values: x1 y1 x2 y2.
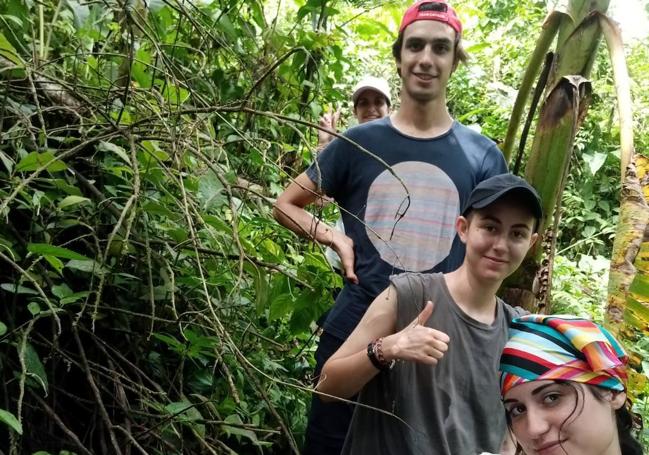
317 110 341 149
330 229 358 284
383 301 449 364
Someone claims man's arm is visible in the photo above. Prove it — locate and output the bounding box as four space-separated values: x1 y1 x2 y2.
273 172 358 283
317 286 449 400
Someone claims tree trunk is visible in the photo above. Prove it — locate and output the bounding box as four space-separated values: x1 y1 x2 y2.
607 155 649 334
501 0 611 312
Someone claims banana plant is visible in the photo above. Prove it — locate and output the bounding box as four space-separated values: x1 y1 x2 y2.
501 0 649 335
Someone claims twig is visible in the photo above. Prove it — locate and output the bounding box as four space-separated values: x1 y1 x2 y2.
72 327 124 455
31 393 94 455
0 250 61 334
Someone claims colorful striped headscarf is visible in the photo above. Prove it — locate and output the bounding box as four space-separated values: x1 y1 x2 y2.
499 315 628 397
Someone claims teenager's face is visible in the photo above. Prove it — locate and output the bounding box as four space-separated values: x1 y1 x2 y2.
503 381 626 455
457 199 538 283
353 89 389 124
397 20 456 104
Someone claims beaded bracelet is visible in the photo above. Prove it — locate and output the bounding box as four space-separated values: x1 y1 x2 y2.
367 337 395 371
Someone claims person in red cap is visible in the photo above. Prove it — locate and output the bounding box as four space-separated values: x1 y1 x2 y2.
273 2 507 453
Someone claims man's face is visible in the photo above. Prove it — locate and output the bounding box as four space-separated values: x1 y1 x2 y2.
397 20 456 104
353 89 389 124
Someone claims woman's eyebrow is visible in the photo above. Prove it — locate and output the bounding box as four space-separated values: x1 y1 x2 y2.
531 383 556 396
503 383 556 404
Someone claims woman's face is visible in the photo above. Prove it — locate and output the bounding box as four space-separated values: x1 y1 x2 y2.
353 89 389 124
503 380 626 455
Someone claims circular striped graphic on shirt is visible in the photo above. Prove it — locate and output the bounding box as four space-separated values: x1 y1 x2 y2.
364 161 459 271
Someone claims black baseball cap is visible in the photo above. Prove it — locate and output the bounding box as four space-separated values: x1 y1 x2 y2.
462 173 543 220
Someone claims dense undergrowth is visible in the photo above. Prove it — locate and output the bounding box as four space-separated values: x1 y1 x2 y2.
0 0 647 453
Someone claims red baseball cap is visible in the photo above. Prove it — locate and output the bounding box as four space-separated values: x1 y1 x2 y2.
399 0 462 36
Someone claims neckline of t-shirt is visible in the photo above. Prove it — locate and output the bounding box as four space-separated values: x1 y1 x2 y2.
384 117 457 142
437 273 502 330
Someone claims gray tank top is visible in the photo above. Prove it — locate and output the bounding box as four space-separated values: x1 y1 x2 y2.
342 272 524 455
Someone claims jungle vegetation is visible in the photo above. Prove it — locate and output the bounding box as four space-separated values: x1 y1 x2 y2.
0 0 647 453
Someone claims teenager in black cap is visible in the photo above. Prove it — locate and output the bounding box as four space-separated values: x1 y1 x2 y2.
318 174 542 455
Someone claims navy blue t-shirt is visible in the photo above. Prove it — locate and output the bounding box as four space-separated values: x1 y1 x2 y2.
306 117 507 340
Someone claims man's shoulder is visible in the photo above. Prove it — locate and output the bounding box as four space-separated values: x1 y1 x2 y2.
451 122 498 149
345 117 393 138
320 118 393 154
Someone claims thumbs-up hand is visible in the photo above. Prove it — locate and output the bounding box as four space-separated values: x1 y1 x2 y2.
382 301 450 365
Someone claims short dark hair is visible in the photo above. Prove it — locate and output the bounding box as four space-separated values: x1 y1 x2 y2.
391 30 469 69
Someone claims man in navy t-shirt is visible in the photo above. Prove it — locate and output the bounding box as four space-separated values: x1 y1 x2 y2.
273 1 507 453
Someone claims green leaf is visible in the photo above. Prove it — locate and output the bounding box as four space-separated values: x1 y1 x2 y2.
585 151 607 175
222 414 259 443
147 0 165 12
15 151 67 172
65 0 90 29
141 140 169 161
162 83 190 105
244 263 269 315
0 14 23 28
0 31 22 65
65 259 107 275
50 178 82 196
202 214 232 234
260 238 284 262
0 321 7 336
58 195 91 210
197 170 226 210
290 290 321 332
98 141 131 165
23 343 48 394
269 294 293 321
51 283 73 299
0 149 14 173
152 333 185 352
28 243 91 261
165 400 205 437
60 291 91 305
142 200 175 218
27 302 41 315
165 400 194 416
0 283 38 295
44 255 64 273
0 408 22 434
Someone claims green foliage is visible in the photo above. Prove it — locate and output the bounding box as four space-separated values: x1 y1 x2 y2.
0 409 22 435
0 0 647 452
0 0 349 452
550 254 610 319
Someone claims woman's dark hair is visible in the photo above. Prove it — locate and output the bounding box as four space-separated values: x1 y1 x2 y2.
505 382 643 455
